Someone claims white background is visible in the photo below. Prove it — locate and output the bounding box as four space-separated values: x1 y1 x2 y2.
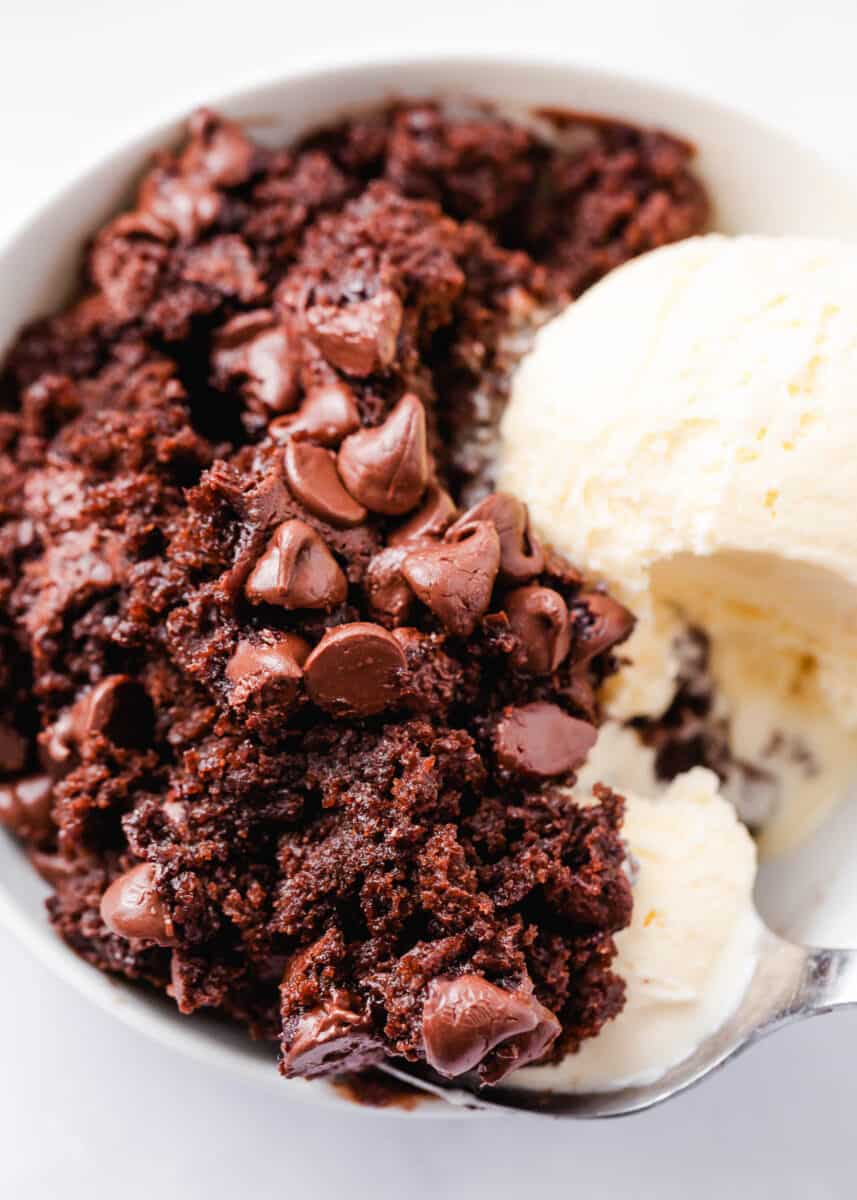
3 2 857 1196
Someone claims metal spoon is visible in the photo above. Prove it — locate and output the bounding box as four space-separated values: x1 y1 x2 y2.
379 923 857 1117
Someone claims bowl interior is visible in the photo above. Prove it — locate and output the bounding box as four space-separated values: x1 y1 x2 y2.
2 53 857 1113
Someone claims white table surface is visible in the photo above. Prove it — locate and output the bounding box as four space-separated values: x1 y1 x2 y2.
3 3 857 1196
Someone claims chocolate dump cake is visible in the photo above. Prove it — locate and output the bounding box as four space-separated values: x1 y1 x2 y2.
0 101 707 1085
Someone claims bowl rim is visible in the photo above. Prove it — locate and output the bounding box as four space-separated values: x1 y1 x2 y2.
3 48 857 1117
4 46 857 263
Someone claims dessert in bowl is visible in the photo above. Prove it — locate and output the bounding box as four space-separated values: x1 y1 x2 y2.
2 54 857 1112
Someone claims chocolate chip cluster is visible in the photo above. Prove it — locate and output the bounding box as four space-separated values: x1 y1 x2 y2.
216 362 633 737
0 99 705 1088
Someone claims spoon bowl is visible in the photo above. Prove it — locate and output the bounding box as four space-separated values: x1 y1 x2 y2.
379 923 857 1116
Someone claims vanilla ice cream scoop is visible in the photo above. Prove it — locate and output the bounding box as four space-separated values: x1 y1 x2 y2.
499 234 857 854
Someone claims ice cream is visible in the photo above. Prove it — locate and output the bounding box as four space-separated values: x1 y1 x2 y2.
513 769 760 1093
500 234 857 855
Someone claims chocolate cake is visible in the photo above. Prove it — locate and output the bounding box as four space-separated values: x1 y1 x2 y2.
0 101 707 1084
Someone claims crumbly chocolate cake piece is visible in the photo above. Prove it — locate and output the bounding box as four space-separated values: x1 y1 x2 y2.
0 101 706 1085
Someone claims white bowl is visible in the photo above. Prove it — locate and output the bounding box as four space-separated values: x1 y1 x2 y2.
3 51 857 1115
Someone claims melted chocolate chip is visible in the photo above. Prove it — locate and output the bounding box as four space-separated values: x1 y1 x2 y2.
494 702 596 779
269 381 360 447
282 993 382 1078
337 393 429 515
0 774 54 841
40 677 153 772
245 519 347 610
388 482 457 546
401 520 500 636
570 592 635 664
422 975 560 1082
304 622 406 717
226 636 310 710
450 493 544 583
364 547 414 627
283 440 367 528
481 1004 563 1085
505 585 571 674
100 862 175 945
305 289 403 376
211 311 300 415
76 676 154 748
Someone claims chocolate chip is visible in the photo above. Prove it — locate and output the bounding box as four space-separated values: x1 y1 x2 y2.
570 592 635 664
388 482 457 546
0 775 53 841
505 585 571 674
40 676 154 773
269 381 360 447
364 547 414 627
100 862 175 945
226 635 310 710
304 622 406 717
212 311 300 415
305 289 403 376
494 702 596 779
449 493 544 583
245 519 347 610
337 393 428 515
482 1006 563 1085
401 520 500 636
422 975 560 1082
283 440 367 528
282 993 382 1078
77 676 154 749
